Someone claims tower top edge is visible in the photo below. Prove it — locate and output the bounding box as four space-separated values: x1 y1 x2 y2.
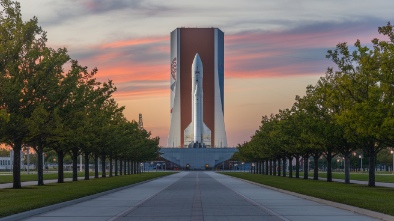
172 27 223 32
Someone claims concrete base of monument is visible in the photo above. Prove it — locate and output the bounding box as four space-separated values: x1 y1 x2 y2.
160 148 238 170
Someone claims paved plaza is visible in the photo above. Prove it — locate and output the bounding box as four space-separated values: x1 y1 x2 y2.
2 172 386 221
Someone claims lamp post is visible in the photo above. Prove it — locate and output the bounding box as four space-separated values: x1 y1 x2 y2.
359 155 363 172
337 159 340 171
342 157 344 171
25 147 30 174
53 158 56 169
391 150 394 173
242 162 245 172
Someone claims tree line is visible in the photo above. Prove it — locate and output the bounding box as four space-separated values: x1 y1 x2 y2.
235 23 394 187
0 0 160 188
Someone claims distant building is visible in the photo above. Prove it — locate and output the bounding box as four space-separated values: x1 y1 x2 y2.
0 156 11 170
167 28 227 148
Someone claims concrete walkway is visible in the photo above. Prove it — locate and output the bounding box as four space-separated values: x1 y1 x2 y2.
320 177 394 188
1 171 388 221
0 177 91 189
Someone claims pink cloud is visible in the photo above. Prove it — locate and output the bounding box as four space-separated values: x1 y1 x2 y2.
100 36 169 49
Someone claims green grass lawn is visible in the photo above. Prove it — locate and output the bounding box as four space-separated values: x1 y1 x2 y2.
223 172 394 216
0 172 102 184
0 172 174 218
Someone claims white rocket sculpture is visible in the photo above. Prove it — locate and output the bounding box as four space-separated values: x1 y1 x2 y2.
185 53 211 148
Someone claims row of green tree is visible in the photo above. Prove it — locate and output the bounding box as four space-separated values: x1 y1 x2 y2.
235 23 394 187
0 0 160 188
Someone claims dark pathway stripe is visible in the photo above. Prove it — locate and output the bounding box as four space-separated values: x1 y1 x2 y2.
191 172 204 221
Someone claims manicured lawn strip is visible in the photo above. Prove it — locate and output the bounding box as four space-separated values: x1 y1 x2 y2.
0 172 101 184
223 172 394 216
0 172 174 218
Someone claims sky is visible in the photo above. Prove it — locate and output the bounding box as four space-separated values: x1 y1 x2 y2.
15 0 394 147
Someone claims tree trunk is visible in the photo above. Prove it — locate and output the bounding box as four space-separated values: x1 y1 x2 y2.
265 160 269 175
326 149 332 182
57 150 64 183
253 162 257 174
101 154 106 178
94 154 99 178
119 159 123 175
295 155 300 178
273 160 277 176
277 159 281 176
303 156 309 179
12 140 22 188
269 160 273 175
136 162 139 174
344 149 351 184
126 160 129 175
260 161 263 174
288 156 293 178
115 157 118 176
84 152 90 180
135 161 138 174
109 154 113 177
313 154 319 180
282 157 286 177
124 160 127 175
35 147 45 186
72 149 78 181
368 149 376 187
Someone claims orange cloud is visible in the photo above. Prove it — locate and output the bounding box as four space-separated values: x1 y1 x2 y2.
100 36 169 49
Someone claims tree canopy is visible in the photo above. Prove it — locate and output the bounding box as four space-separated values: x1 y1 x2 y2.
0 0 160 188
236 22 394 187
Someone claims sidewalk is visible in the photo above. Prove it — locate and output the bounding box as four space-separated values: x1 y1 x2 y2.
3 172 387 221
315 177 394 188
0 176 93 189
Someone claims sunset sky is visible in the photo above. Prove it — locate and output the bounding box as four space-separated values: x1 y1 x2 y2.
17 0 394 147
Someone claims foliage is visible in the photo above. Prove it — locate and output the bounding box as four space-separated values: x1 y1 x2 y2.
237 22 394 187
0 0 160 188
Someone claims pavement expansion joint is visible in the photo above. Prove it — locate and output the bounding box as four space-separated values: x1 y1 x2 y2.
191 172 204 221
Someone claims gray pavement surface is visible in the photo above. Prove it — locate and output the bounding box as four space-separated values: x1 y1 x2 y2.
0 177 90 189
319 177 394 188
4 171 386 221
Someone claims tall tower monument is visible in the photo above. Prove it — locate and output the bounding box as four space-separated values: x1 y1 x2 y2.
167 28 227 148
